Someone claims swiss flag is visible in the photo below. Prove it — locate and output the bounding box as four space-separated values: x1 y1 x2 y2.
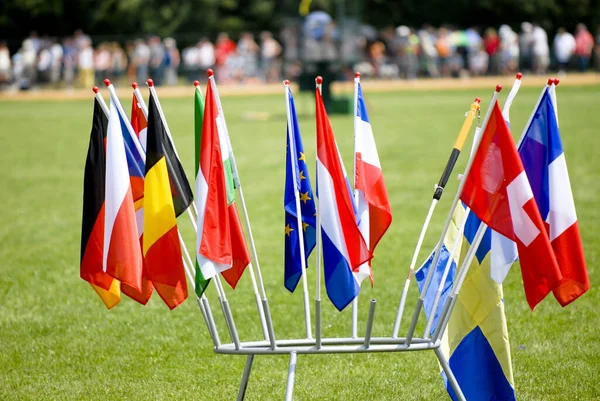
460 100 562 309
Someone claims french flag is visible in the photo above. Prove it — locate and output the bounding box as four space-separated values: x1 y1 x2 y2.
354 79 392 284
103 97 143 292
460 99 562 309
518 87 589 306
316 82 371 311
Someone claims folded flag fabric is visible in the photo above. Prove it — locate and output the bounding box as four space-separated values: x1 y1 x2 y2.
80 97 121 309
315 85 371 311
193 84 211 297
283 85 317 293
196 77 251 289
143 93 188 309
103 97 143 292
354 81 392 285
460 99 562 309
518 87 589 306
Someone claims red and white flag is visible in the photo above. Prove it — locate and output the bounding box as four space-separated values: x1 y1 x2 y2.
103 97 143 292
354 79 392 284
460 100 562 309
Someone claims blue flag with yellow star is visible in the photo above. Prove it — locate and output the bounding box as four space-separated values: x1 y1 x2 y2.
284 86 317 293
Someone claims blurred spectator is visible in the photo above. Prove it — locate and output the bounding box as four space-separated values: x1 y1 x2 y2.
49 39 63 86
62 37 76 89
21 39 37 89
163 37 180 86
148 36 165 85
133 39 150 84
532 24 550 74
418 26 439 77
554 27 575 75
94 43 112 84
436 27 454 77
260 31 282 82
36 44 53 84
484 27 500 74
519 22 534 71
469 43 489 76
237 32 260 81
574 24 594 71
182 42 199 82
110 42 127 85
595 27 600 71
395 26 420 80
215 33 236 67
198 37 215 72
0 41 11 86
125 41 137 83
499 25 519 74
78 39 94 88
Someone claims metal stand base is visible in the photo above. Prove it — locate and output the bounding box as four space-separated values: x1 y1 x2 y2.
230 337 464 400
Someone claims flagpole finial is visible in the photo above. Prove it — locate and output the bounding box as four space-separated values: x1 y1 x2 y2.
495 84 502 92
92 86 99 93
316 76 323 85
103 79 111 87
554 78 560 86
355 72 361 78
547 78 553 85
207 69 214 77
193 80 200 87
283 79 290 86
516 72 523 80
132 82 138 89
147 79 154 87
475 97 481 103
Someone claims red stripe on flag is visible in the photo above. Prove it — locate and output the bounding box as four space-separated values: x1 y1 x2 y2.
221 204 251 289
81 204 114 290
551 222 590 306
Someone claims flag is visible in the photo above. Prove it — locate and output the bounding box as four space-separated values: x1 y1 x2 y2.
518 88 589 306
131 93 148 149
148 93 194 218
316 86 371 311
80 97 121 309
354 81 392 284
284 86 317 292
419 205 516 401
120 95 154 305
196 78 250 289
144 94 189 309
193 85 211 297
460 100 562 309
103 97 143 292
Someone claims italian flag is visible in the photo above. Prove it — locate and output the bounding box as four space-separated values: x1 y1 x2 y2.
195 77 250 290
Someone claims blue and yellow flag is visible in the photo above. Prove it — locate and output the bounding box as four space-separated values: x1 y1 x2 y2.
284 87 317 293
417 205 515 400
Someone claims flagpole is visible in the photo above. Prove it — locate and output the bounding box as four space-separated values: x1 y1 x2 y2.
92 86 110 116
315 76 323 349
207 70 275 348
392 96 481 338
422 206 469 338
284 80 313 339
501 72 522 122
404 86 501 346
351 72 360 339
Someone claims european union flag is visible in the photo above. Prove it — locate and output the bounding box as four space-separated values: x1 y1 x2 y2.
284 87 317 293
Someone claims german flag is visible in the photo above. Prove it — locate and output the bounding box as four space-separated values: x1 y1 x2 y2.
143 94 189 309
80 97 120 309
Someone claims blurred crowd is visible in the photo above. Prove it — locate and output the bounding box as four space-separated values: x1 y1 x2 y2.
0 22 598 91
351 22 599 79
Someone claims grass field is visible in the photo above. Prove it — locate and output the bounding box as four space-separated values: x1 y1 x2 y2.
0 83 598 400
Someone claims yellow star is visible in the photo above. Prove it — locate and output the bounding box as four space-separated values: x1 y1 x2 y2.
299 170 306 180
302 222 310 232
285 224 294 237
299 191 311 204
298 152 306 162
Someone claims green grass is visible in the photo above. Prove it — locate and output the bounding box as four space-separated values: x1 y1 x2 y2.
0 84 598 400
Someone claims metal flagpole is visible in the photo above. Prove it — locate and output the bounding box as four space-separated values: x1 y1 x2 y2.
404 86 501 346
284 80 312 339
207 70 274 347
284 351 298 401
392 96 481 338
351 72 361 339
92 86 110 116
98 83 222 347
314 76 323 349
501 72 522 122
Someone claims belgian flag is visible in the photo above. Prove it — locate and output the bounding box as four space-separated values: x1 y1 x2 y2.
80 97 121 309
143 94 191 309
